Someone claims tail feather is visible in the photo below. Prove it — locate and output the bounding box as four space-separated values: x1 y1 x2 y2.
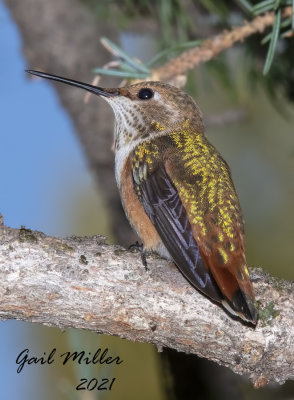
223 289 258 325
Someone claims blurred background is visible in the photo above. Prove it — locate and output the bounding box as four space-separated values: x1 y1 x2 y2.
1 0 293 399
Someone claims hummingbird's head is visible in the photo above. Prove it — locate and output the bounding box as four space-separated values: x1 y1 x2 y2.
26 71 204 152
103 81 204 151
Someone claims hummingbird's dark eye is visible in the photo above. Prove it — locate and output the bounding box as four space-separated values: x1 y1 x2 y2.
137 88 154 100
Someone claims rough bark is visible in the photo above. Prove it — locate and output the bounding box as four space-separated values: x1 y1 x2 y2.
0 218 293 388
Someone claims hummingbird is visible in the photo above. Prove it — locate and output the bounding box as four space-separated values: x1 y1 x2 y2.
26 70 258 325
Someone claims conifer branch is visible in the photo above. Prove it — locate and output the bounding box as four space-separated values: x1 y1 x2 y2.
153 7 293 82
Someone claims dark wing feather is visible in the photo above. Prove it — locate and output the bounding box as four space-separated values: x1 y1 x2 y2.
134 164 224 304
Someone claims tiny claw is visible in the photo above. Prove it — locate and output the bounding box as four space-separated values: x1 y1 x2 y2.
128 241 148 271
128 240 141 251
141 251 148 270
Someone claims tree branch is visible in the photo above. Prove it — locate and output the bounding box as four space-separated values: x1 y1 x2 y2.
153 7 293 82
0 215 293 388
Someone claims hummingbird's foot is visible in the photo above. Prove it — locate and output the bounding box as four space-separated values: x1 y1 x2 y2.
128 241 148 271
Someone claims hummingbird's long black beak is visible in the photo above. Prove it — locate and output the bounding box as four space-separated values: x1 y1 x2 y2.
26 70 119 97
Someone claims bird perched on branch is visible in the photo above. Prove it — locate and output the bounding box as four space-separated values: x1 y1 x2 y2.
27 70 258 325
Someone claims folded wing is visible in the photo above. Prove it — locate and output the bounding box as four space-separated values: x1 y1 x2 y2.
133 163 257 324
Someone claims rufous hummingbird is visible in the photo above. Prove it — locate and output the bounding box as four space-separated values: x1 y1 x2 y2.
26 70 258 325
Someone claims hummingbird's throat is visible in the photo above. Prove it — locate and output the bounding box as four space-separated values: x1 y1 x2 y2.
105 97 149 151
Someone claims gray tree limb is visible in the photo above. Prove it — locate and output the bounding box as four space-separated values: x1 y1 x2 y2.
0 216 293 388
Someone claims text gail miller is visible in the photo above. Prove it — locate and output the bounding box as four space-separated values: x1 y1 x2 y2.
16 347 123 373
16 347 123 391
